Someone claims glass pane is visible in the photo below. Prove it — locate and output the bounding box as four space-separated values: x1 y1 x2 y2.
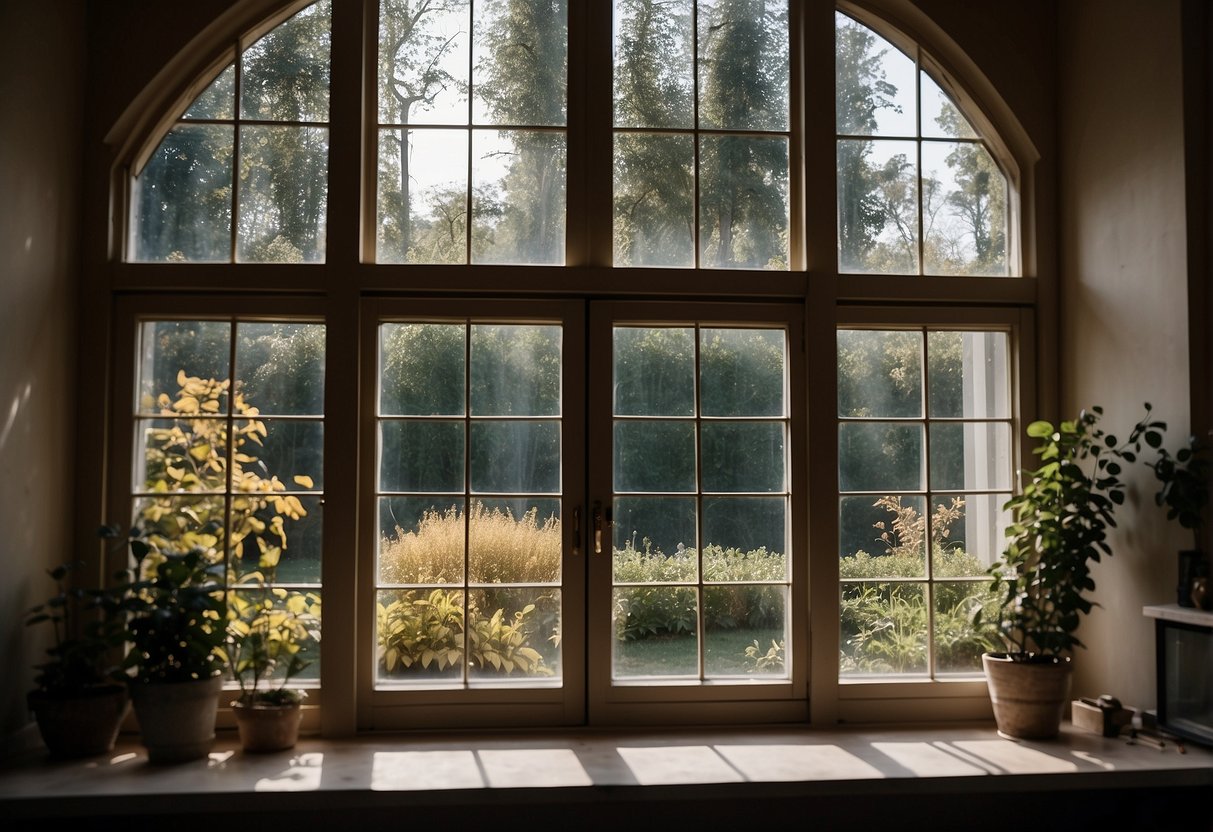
927 331 1010 418
837 138 918 274
470 421 560 493
614 421 696 492
697 0 788 132
235 323 325 416
469 498 561 584
834 12 915 137
240 0 331 122
135 418 228 493
838 422 925 492
378 497 466 584
132 496 227 562
837 329 922 419
613 587 698 678
921 71 978 139
240 419 324 491
137 321 232 415
700 328 785 417
132 124 233 263
237 125 329 263
699 135 789 270
701 422 785 492
378 0 469 125
931 493 1010 576
702 496 786 568
471 324 561 416
839 494 927 578
472 0 568 126
230 495 323 584
613 133 694 268
377 128 469 265
934 581 1001 675
613 496 697 570
929 421 1012 491
377 588 465 682
471 130 566 265
840 581 927 677
467 587 561 681
613 0 693 129
380 420 465 492
704 585 787 678
613 327 695 417
922 141 1008 276
183 64 234 120
380 323 466 416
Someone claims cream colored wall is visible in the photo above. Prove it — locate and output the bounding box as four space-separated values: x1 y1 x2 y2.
1059 0 1192 709
0 0 85 744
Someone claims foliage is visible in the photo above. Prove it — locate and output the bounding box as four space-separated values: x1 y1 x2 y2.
24 550 126 695
744 639 785 673
377 589 552 676
118 532 229 684
989 406 1139 657
227 579 321 705
138 364 319 692
1149 431 1211 551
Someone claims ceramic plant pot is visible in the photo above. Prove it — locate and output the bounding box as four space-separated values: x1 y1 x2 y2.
129 675 223 763
982 652 1073 740
231 699 302 753
27 684 130 759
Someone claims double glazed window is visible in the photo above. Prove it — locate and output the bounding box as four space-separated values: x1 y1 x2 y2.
113 0 1028 729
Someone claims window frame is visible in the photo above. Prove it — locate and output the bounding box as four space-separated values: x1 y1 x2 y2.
92 0 1044 734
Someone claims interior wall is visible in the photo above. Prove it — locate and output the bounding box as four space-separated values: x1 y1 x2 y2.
1059 0 1192 709
0 0 86 745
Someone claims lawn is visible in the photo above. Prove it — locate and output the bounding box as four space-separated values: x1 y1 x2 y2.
612 628 784 678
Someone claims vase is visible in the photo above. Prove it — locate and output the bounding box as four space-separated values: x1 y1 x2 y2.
27 684 129 759
129 675 223 764
982 652 1073 739
231 699 303 753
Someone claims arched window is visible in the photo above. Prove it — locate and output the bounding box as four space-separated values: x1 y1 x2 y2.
104 0 1036 732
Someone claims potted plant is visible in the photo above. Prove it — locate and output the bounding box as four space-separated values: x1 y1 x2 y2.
983 406 1141 739
24 555 128 758
1148 431 1211 607
118 528 228 763
227 572 321 753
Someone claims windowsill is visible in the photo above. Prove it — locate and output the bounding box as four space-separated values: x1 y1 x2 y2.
3 722 1211 829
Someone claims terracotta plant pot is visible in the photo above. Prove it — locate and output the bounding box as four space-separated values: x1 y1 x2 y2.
982 652 1073 739
27 684 130 759
129 675 223 763
231 699 302 752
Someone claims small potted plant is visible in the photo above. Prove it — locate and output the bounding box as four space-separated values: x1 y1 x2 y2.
118 528 228 763
24 554 128 758
983 406 1142 739
227 574 321 753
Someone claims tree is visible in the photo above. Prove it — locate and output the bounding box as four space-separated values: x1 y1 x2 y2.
933 102 1007 275
698 0 789 269
379 0 470 261
466 0 567 264
834 12 902 271
613 0 695 266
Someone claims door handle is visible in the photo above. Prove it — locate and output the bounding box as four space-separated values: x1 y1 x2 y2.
572 507 581 558
592 501 612 555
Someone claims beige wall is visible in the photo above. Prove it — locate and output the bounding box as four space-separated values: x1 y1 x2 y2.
0 0 85 743
1059 0 1192 708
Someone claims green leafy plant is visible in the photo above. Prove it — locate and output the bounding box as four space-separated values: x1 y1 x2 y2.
119 530 228 684
377 589 552 677
228 583 321 706
24 551 125 696
989 406 1137 658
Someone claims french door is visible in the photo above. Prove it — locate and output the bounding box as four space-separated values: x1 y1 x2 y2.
359 298 805 729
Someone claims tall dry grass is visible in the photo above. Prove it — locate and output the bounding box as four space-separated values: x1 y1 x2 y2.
380 500 561 585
